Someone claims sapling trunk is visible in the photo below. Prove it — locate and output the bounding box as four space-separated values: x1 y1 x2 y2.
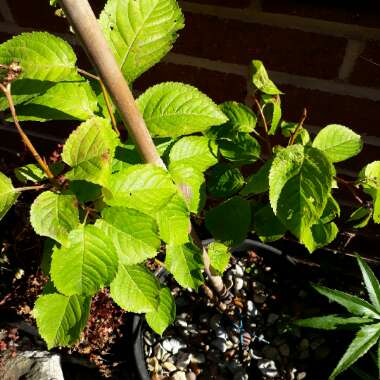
59 0 229 299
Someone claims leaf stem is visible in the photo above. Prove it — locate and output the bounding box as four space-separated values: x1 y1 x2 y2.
254 98 272 155
336 176 364 205
77 68 119 136
15 184 47 193
0 83 58 187
289 108 307 145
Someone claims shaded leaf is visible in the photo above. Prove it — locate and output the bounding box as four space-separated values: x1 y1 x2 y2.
359 161 380 223
219 101 257 133
207 164 245 198
251 60 282 95
0 172 18 221
301 221 338 253
253 204 286 243
240 159 272 196
295 314 373 330
357 256 380 313
208 242 231 275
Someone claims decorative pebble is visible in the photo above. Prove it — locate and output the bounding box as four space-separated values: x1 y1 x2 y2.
267 313 279 325
246 300 258 316
162 338 186 355
211 338 227 352
253 294 266 304
297 372 307 380
190 352 205 364
209 314 222 330
186 372 197 380
176 352 192 371
163 361 177 373
215 328 228 340
257 359 278 378
234 277 244 292
171 371 187 380
279 343 290 357
234 264 244 277
233 370 249 380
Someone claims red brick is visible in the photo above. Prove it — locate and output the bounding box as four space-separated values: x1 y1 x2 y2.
134 62 247 103
280 85 380 138
6 0 105 33
189 0 250 8
262 0 380 29
350 42 380 89
174 13 346 79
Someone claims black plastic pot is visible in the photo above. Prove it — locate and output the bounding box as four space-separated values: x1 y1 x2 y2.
130 239 286 380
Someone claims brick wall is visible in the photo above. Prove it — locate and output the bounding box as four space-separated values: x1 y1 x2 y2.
0 0 379 180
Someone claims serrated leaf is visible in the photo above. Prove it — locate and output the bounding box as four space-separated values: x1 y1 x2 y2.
169 136 218 173
99 0 184 83
33 293 90 349
103 164 177 213
208 242 230 275
219 101 257 133
269 145 334 237
263 100 281 135
295 315 373 330
357 256 380 313
112 143 142 172
68 181 102 203
30 191 79 245
312 284 380 319
205 196 251 246
15 79 98 122
280 120 298 137
96 207 160 265
207 164 245 198
0 32 77 82
62 117 118 186
359 161 380 223
253 204 286 243
110 263 160 313
294 128 311 146
313 124 363 163
155 192 190 245
146 287 176 335
169 163 205 213
240 159 272 196
348 207 372 228
300 221 338 253
51 225 118 296
166 243 204 290
0 172 18 221
137 82 227 138
219 133 261 164
251 60 282 95
329 324 380 380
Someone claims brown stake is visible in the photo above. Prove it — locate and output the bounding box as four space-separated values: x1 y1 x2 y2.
59 0 228 297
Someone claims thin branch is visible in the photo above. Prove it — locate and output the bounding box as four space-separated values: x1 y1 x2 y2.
0 83 57 186
336 176 364 205
254 98 272 155
77 67 119 136
289 108 307 145
15 184 47 193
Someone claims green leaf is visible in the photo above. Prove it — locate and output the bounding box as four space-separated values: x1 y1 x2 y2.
0 172 18 221
357 256 380 313
208 164 245 198
137 82 227 138
103 164 177 214
0 32 77 82
14 162 63 184
169 163 205 213
33 293 90 349
146 287 176 335
348 207 372 228
329 324 380 380
312 284 380 319
240 159 272 196
219 101 257 133
112 143 142 172
30 191 80 245
155 192 190 245
269 145 334 237
205 196 251 246
169 136 218 173
251 60 282 95
263 100 281 135
300 221 338 253
253 204 286 243
294 128 311 146
166 243 204 290
99 0 184 83
320 196 341 224
295 315 373 330
51 225 118 296
218 133 261 164
95 207 160 265
281 120 298 137
208 242 231 275
110 263 160 313
312 124 363 163
68 181 102 203
62 117 118 186
15 80 98 122
359 161 380 223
